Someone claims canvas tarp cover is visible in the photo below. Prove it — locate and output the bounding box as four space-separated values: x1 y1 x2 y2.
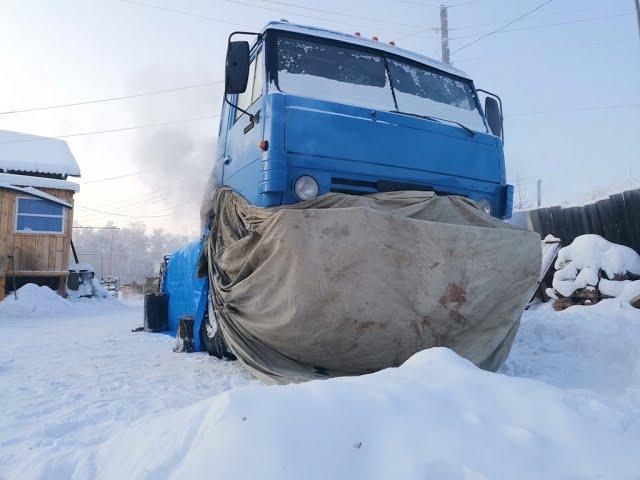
201 187 541 384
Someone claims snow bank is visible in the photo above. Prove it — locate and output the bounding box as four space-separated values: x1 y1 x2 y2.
84 345 640 479
0 284 73 316
0 283 118 317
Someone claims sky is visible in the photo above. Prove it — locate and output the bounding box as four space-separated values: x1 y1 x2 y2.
1 0 639 235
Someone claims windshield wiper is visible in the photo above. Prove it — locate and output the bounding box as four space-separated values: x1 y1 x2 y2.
390 110 476 137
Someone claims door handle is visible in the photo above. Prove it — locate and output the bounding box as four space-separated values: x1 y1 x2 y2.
243 110 261 134
223 155 231 165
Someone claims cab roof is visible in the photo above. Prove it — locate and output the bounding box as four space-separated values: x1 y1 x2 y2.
262 21 472 81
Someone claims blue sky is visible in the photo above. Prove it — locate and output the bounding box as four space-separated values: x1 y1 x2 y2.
1 0 638 232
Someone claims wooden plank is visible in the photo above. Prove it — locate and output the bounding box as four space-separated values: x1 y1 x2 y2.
608 193 628 247
11 270 69 276
585 203 603 237
55 236 64 271
622 189 640 253
596 198 617 244
548 206 565 244
48 236 57 270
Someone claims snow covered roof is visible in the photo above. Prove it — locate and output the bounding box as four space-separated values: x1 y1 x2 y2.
0 130 81 177
0 172 80 192
263 21 472 80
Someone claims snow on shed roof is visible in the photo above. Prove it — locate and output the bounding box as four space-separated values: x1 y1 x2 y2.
0 172 80 192
262 21 472 80
0 130 81 177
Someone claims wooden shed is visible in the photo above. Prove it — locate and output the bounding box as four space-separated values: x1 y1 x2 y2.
0 130 81 300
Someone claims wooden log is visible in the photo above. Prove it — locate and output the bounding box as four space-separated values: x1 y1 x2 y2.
553 297 574 311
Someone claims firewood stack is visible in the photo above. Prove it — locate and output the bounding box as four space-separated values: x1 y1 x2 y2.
545 235 640 312
549 271 637 311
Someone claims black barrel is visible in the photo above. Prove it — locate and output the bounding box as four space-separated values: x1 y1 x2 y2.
144 294 169 332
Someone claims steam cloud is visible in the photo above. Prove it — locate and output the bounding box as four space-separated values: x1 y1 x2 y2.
126 65 224 234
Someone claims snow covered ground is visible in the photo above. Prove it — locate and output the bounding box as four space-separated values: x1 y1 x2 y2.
1 287 639 479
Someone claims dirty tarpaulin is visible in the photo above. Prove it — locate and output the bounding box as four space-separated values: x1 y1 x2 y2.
200 187 541 384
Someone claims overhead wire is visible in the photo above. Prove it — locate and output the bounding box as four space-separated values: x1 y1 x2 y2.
506 103 640 117
446 13 633 42
116 0 258 28
248 0 428 29
0 81 223 115
76 198 199 219
0 115 220 144
451 0 555 53
80 170 152 185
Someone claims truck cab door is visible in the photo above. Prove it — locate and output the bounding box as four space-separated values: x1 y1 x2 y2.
221 47 265 204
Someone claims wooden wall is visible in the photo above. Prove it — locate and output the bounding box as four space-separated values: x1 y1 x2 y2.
0 187 75 276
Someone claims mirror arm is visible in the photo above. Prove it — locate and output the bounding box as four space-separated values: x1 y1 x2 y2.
224 94 254 122
476 88 504 142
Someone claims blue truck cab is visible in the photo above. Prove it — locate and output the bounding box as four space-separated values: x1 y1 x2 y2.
215 21 513 219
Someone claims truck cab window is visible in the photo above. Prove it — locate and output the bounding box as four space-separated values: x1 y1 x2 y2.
275 36 395 112
234 48 263 122
235 53 257 121
251 49 264 104
387 59 486 132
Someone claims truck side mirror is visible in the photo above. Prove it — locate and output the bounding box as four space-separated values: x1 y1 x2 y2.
485 97 503 138
225 41 250 95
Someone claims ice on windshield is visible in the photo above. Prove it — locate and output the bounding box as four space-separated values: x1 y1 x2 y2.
276 35 487 133
388 59 487 132
277 37 396 112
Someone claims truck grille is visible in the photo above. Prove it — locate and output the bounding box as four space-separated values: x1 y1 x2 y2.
330 178 444 195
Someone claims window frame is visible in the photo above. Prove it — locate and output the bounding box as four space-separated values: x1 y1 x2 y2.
267 30 487 132
14 196 66 235
234 46 265 123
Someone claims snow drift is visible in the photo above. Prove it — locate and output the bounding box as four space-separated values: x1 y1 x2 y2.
84 320 640 479
0 283 117 317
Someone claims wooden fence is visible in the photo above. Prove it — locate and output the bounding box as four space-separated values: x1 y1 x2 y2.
511 187 640 253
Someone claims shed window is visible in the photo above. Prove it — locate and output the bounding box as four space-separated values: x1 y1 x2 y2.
15 197 65 234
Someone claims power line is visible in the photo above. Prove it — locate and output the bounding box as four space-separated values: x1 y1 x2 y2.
447 13 633 42
252 0 426 29
507 103 640 117
0 115 220 144
77 199 198 219
77 204 174 218
80 170 151 185
224 0 377 29
73 226 121 229
0 81 223 115
117 0 258 28
393 11 632 42
452 0 554 54
75 182 189 220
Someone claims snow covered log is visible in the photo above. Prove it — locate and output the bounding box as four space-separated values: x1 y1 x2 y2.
549 235 640 310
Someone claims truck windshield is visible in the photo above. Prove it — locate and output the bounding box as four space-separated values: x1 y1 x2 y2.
275 34 487 133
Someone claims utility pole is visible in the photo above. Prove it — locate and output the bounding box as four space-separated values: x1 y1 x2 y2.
439 5 451 64
537 179 542 207
108 229 117 277
635 0 640 40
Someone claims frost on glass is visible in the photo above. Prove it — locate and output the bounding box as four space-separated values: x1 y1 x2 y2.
388 59 486 132
276 37 396 111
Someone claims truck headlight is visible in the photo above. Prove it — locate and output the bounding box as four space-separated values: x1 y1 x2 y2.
294 176 319 201
478 198 492 215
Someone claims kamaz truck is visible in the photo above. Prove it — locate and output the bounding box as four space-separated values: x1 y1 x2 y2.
159 22 540 384
209 21 512 219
